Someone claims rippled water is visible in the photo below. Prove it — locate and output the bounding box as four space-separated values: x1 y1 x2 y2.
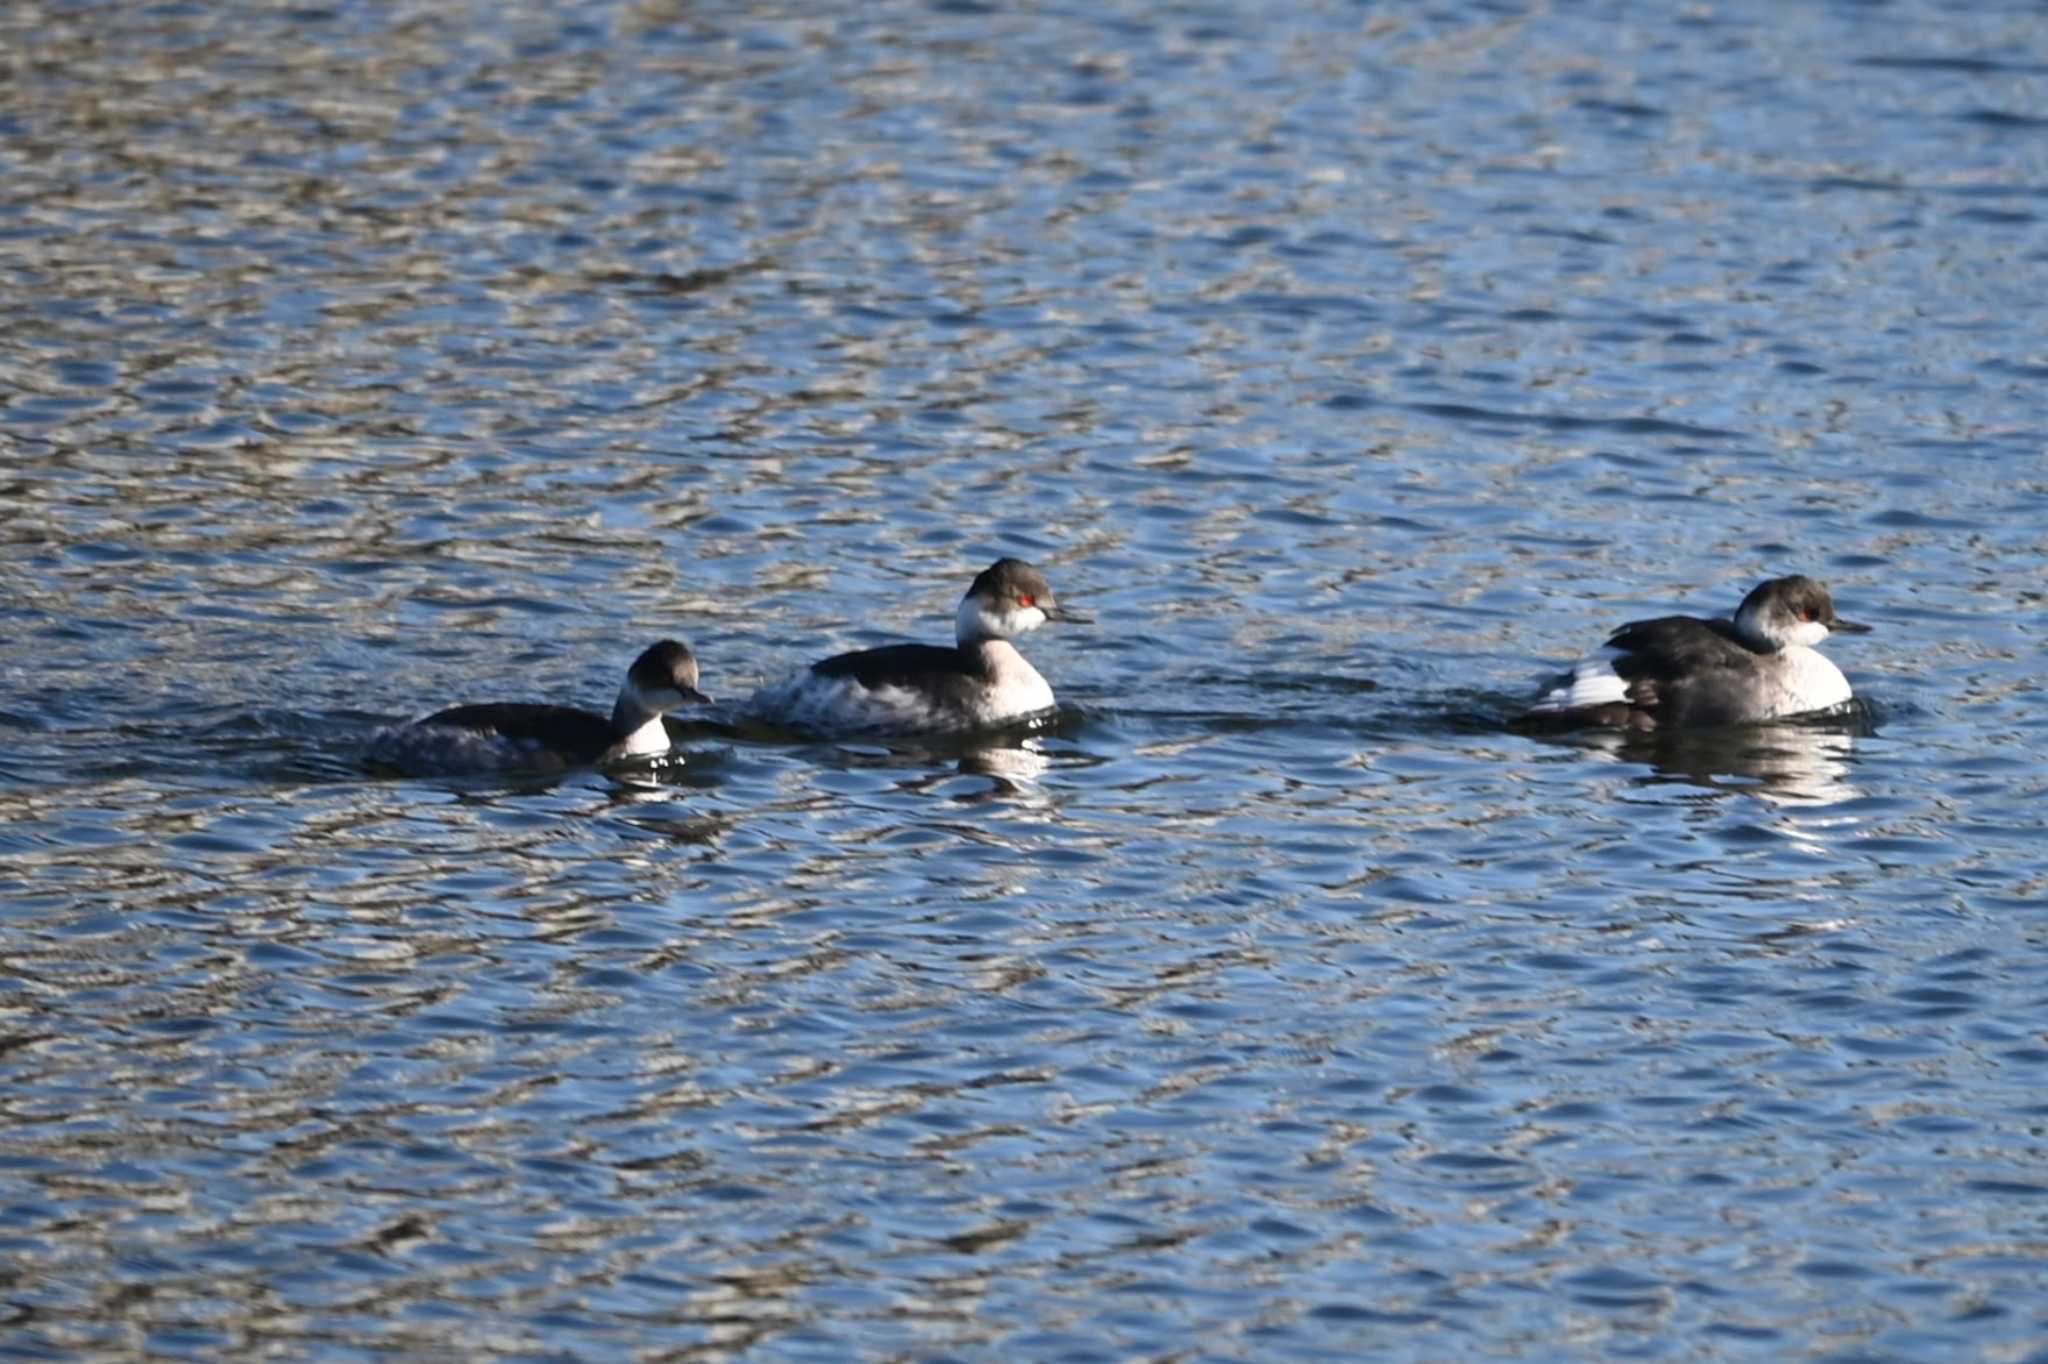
4 0 2048 1358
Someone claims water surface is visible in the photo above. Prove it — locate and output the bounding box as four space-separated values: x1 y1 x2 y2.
3 0 2047 1358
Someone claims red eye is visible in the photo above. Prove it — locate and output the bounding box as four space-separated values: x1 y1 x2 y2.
1019 595 1035 607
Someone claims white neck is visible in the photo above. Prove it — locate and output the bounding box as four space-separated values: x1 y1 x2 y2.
1733 603 1826 651
612 711 672 758
610 682 674 757
964 639 1057 722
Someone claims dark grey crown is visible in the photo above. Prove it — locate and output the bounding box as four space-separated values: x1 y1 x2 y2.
1742 576 1837 626
968 557 1055 607
627 640 710 704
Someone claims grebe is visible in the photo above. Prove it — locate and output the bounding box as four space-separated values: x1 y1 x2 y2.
1522 576 1870 731
367 640 710 775
746 557 1088 737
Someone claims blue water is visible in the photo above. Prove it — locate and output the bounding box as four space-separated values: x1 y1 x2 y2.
4 0 2047 1358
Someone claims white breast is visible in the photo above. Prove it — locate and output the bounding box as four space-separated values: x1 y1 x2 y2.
1762 647 1854 717
613 713 674 758
972 641 1056 724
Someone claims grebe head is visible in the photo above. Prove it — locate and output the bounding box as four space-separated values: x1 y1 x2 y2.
1732 576 1870 651
955 557 1091 645
613 639 712 732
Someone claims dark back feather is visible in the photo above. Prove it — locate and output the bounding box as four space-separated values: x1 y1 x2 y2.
1602 617 1769 728
811 643 992 713
1605 616 1765 676
416 703 618 760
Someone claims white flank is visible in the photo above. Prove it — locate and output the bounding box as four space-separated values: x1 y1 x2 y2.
1527 651 1629 714
745 640 1057 739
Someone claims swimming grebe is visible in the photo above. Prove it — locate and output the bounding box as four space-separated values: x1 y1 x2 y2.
1522 576 1870 731
366 639 711 775
746 557 1088 737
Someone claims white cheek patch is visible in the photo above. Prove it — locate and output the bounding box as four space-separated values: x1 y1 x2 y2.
1786 619 1831 648
957 597 1042 641
957 596 996 641
1527 652 1630 714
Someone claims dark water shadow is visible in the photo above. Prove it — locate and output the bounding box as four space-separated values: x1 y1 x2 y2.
675 704 1099 793
354 746 725 797
212 709 735 796
1100 668 1394 744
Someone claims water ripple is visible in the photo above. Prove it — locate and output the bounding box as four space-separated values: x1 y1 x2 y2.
4 0 2048 1358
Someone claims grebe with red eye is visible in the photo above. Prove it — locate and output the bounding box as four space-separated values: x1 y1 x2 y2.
745 557 1090 737
1520 575 1871 731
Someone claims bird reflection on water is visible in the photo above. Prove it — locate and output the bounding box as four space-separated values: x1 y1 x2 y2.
1537 706 1876 808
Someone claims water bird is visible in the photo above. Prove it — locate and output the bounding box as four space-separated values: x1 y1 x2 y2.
1520 575 1870 731
366 640 711 775
746 557 1089 737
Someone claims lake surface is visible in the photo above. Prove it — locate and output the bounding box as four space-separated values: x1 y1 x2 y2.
3 0 2047 1358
